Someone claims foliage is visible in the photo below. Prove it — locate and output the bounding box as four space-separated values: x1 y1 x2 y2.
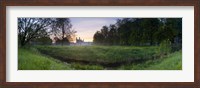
55 37 70 45
18 18 76 46
158 40 172 55
18 18 53 46
50 18 76 45
93 18 182 48
31 36 52 45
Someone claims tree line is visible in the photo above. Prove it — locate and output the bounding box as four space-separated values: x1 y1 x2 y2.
93 18 182 46
18 18 76 46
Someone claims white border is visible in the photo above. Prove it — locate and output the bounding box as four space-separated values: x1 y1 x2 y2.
6 6 194 82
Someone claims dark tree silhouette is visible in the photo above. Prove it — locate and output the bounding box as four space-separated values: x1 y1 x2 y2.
51 18 76 46
93 18 182 49
18 18 52 46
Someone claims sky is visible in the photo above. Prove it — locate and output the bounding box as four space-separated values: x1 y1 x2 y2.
70 18 119 42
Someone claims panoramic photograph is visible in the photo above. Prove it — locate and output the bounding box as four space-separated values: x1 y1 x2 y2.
18 18 182 70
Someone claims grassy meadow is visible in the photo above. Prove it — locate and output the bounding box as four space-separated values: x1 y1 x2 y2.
18 45 182 70
18 18 182 70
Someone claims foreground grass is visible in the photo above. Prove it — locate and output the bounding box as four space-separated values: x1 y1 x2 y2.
19 46 182 70
147 51 182 70
119 51 182 70
18 48 71 70
18 48 104 70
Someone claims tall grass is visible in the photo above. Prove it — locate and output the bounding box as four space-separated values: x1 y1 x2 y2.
147 50 182 70
19 46 182 70
18 47 104 70
70 63 104 70
118 50 182 70
18 48 71 70
36 45 159 63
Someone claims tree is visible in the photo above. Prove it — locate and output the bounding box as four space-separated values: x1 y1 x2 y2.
165 18 182 43
116 18 132 45
108 24 118 45
51 18 76 46
128 18 143 45
18 18 53 46
141 18 161 45
100 26 109 44
93 18 182 49
93 31 104 45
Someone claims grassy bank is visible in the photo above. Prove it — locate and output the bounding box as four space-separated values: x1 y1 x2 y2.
18 46 182 70
18 48 104 70
36 46 159 64
118 51 182 70
18 48 71 70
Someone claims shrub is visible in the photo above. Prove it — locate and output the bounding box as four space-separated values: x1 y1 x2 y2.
158 39 172 55
31 36 52 45
171 43 182 52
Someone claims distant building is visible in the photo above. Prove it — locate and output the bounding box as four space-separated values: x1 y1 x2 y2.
76 37 84 45
74 37 92 46
52 37 92 46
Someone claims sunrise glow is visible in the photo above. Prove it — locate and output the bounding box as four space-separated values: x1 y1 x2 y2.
70 18 119 42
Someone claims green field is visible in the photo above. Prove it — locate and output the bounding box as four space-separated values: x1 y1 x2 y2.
18 46 182 70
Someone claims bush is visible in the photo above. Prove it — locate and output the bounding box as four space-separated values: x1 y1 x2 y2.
158 40 172 55
171 43 182 52
56 37 70 45
31 36 52 45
